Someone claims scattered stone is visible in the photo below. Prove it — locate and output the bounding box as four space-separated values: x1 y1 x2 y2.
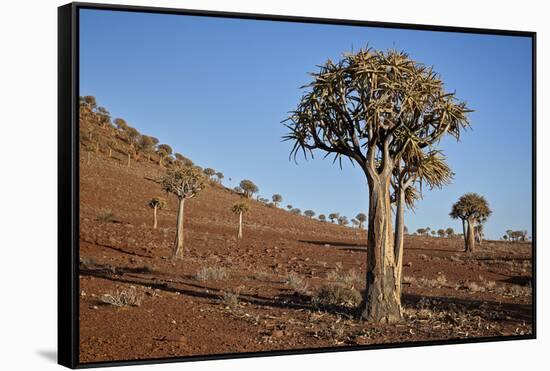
271 330 284 338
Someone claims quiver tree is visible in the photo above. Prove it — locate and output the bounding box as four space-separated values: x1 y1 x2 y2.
96 106 111 128
175 153 194 167
328 213 339 223
203 168 216 179
304 210 315 218
148 197 166 229
318 214 326 222
231 203 249 239
284 48 470 323
392 150 453 298
351 218 359 228
215 172 224 184
356 213 367 229
239 179 259 198
157 144 173 167
286 204 293 210
450 193 492 253
126 127 141 159
437 229 446 237
474 224 485 244
337 215 349 226
105 137 117 158
161 166 206 259
272 194 283 207
114 118 128 132
446 227 454 237
138 135 156 162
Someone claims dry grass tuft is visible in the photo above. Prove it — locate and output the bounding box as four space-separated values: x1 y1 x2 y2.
312 283 362 309
97 208 116 223
194 266 229 281
100 286 143 307
285 272 309 295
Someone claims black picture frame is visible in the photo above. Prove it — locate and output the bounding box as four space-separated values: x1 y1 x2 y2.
58 2 537 369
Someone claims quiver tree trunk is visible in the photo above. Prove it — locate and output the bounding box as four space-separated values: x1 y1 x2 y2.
153 206 158 229
172 198 185 259
237 212 243 239
108 148 112 158
394 187 406 300
465 219 475 253
361 175 402 323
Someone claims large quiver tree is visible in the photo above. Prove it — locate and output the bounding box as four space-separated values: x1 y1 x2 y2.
161 166 206 259
284 48 470 323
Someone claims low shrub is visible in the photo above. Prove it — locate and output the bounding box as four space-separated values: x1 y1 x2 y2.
194 266 229 281
100 286 143 307
312 283 362 309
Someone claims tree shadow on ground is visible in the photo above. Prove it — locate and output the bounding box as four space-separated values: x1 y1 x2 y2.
80 262 533 324
402 293 533 323
79 263 353 316
298 239 367 252
501 276 532 286
93 242 152 259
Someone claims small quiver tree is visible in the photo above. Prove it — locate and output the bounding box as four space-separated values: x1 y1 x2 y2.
356 213 367 229
231 203 249 239
239 179 259 198
272 194 283 207
148 197 166 229
161 167 206 259
304 210 315 218
450 193 492 253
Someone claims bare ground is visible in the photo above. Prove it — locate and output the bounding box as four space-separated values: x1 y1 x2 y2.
78 140 533 363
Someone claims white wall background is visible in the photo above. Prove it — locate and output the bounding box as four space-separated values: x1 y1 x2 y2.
0 0 546 369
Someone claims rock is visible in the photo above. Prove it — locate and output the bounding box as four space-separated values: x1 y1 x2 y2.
271 330 284 338
91 305 99 310
405 262 413 267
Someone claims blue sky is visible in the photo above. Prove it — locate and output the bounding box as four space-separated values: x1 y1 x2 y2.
79 9 533 239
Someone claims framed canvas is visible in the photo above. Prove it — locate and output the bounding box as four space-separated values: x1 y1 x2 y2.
58 2 537 368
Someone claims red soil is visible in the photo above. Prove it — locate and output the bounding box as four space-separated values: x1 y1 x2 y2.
78 124 533 364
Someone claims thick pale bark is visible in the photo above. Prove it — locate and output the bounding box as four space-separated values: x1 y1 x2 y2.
86 151 91 165
153 206 158 229
465 218 475 253
361 175 402 323
394 188 406 300
237 212 243 239
172 198 185 259
108 148 112 158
